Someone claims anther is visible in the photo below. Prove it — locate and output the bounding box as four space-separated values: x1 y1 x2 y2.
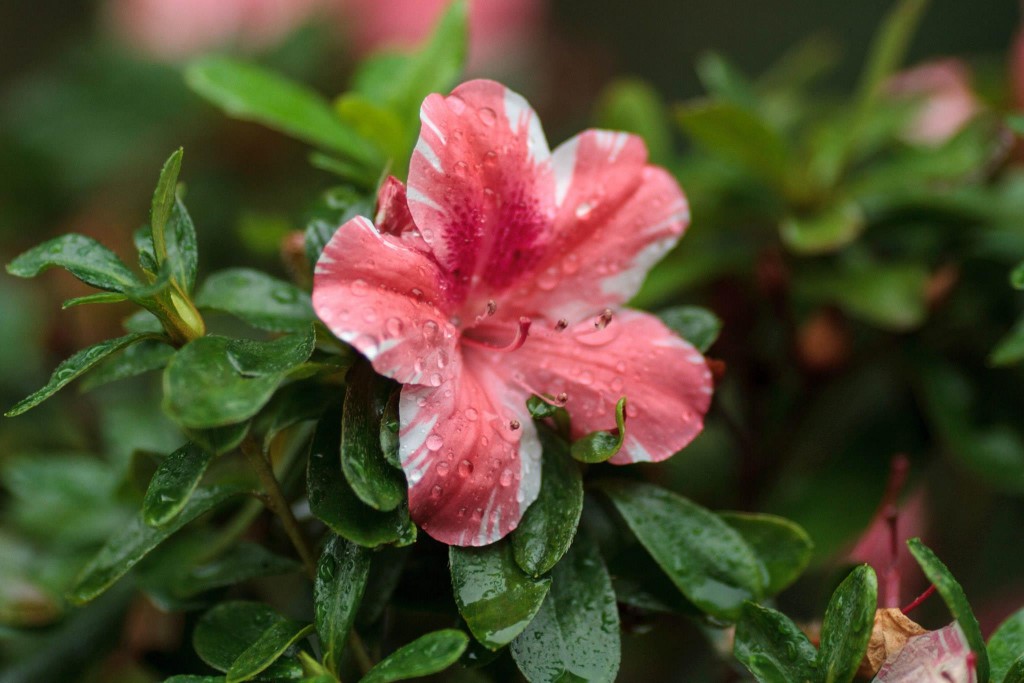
595 309 613 330
555 319 568 331
486 300 497 316
509 419 521 431
555 392 568 405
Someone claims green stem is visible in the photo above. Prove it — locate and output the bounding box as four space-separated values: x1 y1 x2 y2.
348 630 375 676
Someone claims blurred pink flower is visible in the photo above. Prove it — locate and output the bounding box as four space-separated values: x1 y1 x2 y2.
887 60 980 146
106 0 327 61
339 0 544 66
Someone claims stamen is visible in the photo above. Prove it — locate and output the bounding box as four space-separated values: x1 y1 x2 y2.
509 419 521 431
555 319 568 331
462 316 531 353
595 308 614 330
901 584 936 614
555 392 568 405
486 300 498 316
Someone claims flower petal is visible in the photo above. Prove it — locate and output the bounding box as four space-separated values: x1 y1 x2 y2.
506 131 689 324
509 309 712 464
407 79 556 306
399 357 541 546
313 216 459 386
375 176 431 253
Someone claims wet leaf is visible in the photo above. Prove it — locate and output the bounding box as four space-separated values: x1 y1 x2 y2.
989 607 1024 683
780 200 865 254
193 601 303 679
7 233 140 292
907 538 989 682
314 534 371 675
657 306 723 352
150 149 182 266
81 339 175 391
342 363 406 511
361 629 469 683
450 541 551 650
734 602 818 683
1004 657 1024 683
817 564 877 683
570 397 627 464
719 512 813 596
510 535 620 683
61 292 128 309
597 480 763 620
173 542 300 597
196 268 314 333
379 389 401 469
304 187 375 266
225 620 314 683
796 263 929 331
187 422 251 456
511 429 583 577
6 332 154 417
148 148 198 292
142 442 213 527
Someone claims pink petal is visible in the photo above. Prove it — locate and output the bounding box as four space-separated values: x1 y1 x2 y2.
398 358 541 546
505 131 690 324
507 309 712 464
407 79 556 308
375 176 431 253
875 622 976 682
312 216 459 387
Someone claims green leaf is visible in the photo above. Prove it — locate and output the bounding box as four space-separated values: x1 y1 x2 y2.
796 263 930 331
593 79 673 165
817 564 877 683
342 363 406 511
304 187 375 266
186 57 378 167
146 149 198 293
992 318 1024 366
6 332 153 417
570 397 627 464
80 339 175 391
719 512 813 596
196 269 315 333
526 395 560 419
656 306 723 352
780 200 866 255
165 677 224 682
142 443 214 527
226 620 314 683
1004 657 1024 683
62 292 128 309
314 534 371 675
257 382 337 450
164 197 199 294
188 422 252 457
361 630 469 683
334 93 407 169
733 602 818 683
163 327 316 429
308 414 417 547
450 541 552 650
596 480 763 620
173 542 300 597
856 0 929 110
510 535 620 683
695 52 758 110
1012 261 1024 290
150 148 184 270
67 485 243 604
989 607 1024 683
511 429 583 577
379 389 401 468
193 601 304 679
907 538 989 682
7 234 140 292
676 100 789 187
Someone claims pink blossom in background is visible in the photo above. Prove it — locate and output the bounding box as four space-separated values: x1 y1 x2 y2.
106 0 328 61
887 60 980 146
339 0 544 66
312 80 712 546
849 487 928 606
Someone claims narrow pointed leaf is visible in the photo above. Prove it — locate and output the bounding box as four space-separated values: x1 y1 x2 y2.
597 480 763 620
62 292 128 309
6 332 153 417
907 538 989 682
511 429 583 577
143 443 214 527
196 268 314 333
67 485 243 604
150 148 183 266
570 397 627 464
81 339 175 391
510 535 620 683
817 564 877 683
7 234 140 292
342 363 406 511
225 621 314 683
720 512 813 596
165 198 199 293
657 306 722 352
989 607 1024 683
194 601 304 679
314 534 371 675
734 602 818 683
361 630 469 683
450 541 551 650
1004 657 1024 683
857 0 929 107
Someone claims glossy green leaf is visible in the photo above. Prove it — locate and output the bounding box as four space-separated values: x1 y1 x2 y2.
1005 658 1024 683
657 306 723 352
308 415 417 547
526 395 560 419
734 602 818 683
511 429 583 577
450 541 552 650
174 542 300 597
361 630 469 683
907 538 989 682
597 480 763 620
186 57 377 166
80 339 175 391
989 607 1024 683
163 328 315 429
570 397 627 464
314 534 371 675
342 363 406 511
379 389 401 469
719 512 813 596
780 200 865 255
334 93 407 166
1011 262 1024 289
67 485 243 604
196 268 315 333
193 601 303 679
356 547 410 628
62 292 128 309
226 620 314 683
304 187 375 265
593 79 672 165
163 198 199 294
817 564 877 683
188 422 252 456
257 382 336 450
165 676 224 683
6 332 153 417
796 263 929 331
150 148 183 269
142 443 213 527
510 535 620 683
7 233 140 292
992 318 1024 367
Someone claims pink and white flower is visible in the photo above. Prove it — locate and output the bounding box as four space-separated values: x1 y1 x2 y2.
312 80 712 546
887 60 980 146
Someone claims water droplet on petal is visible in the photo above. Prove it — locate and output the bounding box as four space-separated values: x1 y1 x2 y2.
579 370 594 386
537 267 559 291
483 151 498 166
575 201 595 219
426 434 444 451
385 317 404 337
429 373 442 387
458 459 474 477
448 95 467 114
453 161 468 175
351 279 369 296
477 107 497 126
436 350 448 368
436 461 451 477
422 320 440 343
431 485 443 499
465 407 479 421
499 469 514 487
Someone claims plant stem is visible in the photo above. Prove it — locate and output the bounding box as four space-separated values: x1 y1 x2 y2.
241 436 317 580
348 631 375 676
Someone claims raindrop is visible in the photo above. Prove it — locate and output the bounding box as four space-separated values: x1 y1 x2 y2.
483 151 498 166
610 376 625 392
271 287 297 303
477 107 497 126
448 95 467 114
436 461 451 477
351 279 369 296
430 485 443 499
465 407 479 421
386 318 404 337
437 350 449 368
429 373 442 387
579 371 594 386
426 434 444 451
453 161 469 176
499 469 514 487
562 254 580 275
422 320 440 342
615 360 627 372
458 459 474 477
417 396 428 407
537 267 559 291
575 201 595 219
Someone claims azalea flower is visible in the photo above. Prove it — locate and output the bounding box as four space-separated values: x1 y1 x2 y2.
887 60 980 146
312 79 713 546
